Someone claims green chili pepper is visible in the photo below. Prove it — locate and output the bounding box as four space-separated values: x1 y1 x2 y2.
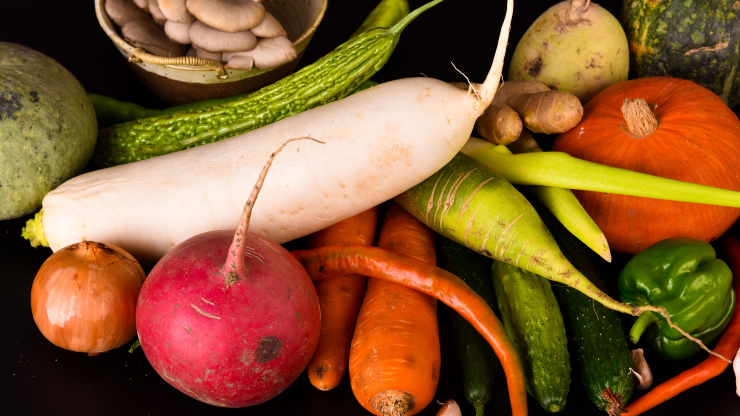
351 0 410 38
618 238 736 360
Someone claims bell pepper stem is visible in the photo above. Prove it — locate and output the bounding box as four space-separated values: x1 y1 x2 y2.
634 305 732 363
629 310 660 344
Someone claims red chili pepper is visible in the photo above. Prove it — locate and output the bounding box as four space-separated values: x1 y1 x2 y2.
291 245 529 416
622 233 740 415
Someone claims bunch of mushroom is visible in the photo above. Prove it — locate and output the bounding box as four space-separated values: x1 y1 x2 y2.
104 0 297 71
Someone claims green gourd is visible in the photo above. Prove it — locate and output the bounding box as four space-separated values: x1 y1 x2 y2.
622 0 740 107
93 0 433 168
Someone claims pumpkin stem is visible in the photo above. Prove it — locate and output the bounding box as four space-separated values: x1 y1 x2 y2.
621 98 659 137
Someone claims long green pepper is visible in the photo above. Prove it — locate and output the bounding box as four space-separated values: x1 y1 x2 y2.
92 0 438 168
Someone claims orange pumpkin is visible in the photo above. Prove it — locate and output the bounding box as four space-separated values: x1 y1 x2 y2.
552 76 740 254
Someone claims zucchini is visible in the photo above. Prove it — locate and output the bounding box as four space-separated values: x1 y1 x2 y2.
491 259 571 413
436 236 497 416
529 191 634 415
92 1 437 168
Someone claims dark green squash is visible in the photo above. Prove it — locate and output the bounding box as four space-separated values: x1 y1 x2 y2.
622 0 740 107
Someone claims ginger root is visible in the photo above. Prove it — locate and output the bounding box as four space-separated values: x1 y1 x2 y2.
492 80 583 134
449 82 522 145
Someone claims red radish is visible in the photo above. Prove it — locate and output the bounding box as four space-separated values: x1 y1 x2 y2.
135 138 322 408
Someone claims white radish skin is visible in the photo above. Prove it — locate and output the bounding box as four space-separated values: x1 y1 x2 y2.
43 79 489 266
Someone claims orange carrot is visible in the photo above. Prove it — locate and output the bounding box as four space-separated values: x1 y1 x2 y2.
306 207 379 391
349 202 440 416
291 245 528 416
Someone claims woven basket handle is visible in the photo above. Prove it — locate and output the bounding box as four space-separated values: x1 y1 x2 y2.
128 48 228 79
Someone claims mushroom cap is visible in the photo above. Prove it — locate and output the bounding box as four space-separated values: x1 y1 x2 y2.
238 36 296 69
158 0 196 23
164 20 193 44
189 20 257 53
105 0 153 28
186 0 266 33
122 19 186 57
148 0 167 25
133 0 149 9
195 47 225 63
225 54 254 70
249 11 287 38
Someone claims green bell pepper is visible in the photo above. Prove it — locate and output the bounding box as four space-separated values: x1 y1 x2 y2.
618 238 735 360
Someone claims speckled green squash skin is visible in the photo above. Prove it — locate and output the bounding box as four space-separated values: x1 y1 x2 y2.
0 43 97 220
491 260 571 414
622 0 740 107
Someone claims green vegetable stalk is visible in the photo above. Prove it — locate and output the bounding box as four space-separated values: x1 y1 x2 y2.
619 238 736 360
462 143 740 209
464 134 611 262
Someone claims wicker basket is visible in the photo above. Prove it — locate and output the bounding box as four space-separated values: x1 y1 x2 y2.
95 0 328 104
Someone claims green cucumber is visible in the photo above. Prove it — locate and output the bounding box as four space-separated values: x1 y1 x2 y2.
491 259 571 413
436 236 497 416
92 0 439 168
526 190 634 415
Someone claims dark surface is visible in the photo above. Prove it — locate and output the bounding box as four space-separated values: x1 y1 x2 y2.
1 0 739 415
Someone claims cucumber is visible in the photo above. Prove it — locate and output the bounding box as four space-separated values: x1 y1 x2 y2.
436 236 497 416
528 190 634 415
92 1 438 168
491 259 570 413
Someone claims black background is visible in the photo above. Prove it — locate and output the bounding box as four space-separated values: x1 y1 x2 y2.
2 0 739 415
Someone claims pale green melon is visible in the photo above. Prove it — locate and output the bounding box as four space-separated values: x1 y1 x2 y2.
0 42 97 220
508 0 629 103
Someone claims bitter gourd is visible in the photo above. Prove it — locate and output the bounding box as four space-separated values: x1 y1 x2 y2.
92 0 439 168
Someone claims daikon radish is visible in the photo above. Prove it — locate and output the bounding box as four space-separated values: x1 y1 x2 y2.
28 0 515 266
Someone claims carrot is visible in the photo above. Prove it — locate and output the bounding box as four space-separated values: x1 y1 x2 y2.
306 207 379 391
291 245 528 416
349 202 440 416
621 232 740 415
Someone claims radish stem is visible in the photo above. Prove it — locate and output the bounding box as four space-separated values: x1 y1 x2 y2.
221 137 323 280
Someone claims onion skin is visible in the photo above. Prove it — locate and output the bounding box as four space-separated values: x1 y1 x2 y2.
30 240 146 355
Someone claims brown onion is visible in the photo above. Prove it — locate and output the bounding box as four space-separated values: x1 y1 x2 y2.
30 240 146 355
